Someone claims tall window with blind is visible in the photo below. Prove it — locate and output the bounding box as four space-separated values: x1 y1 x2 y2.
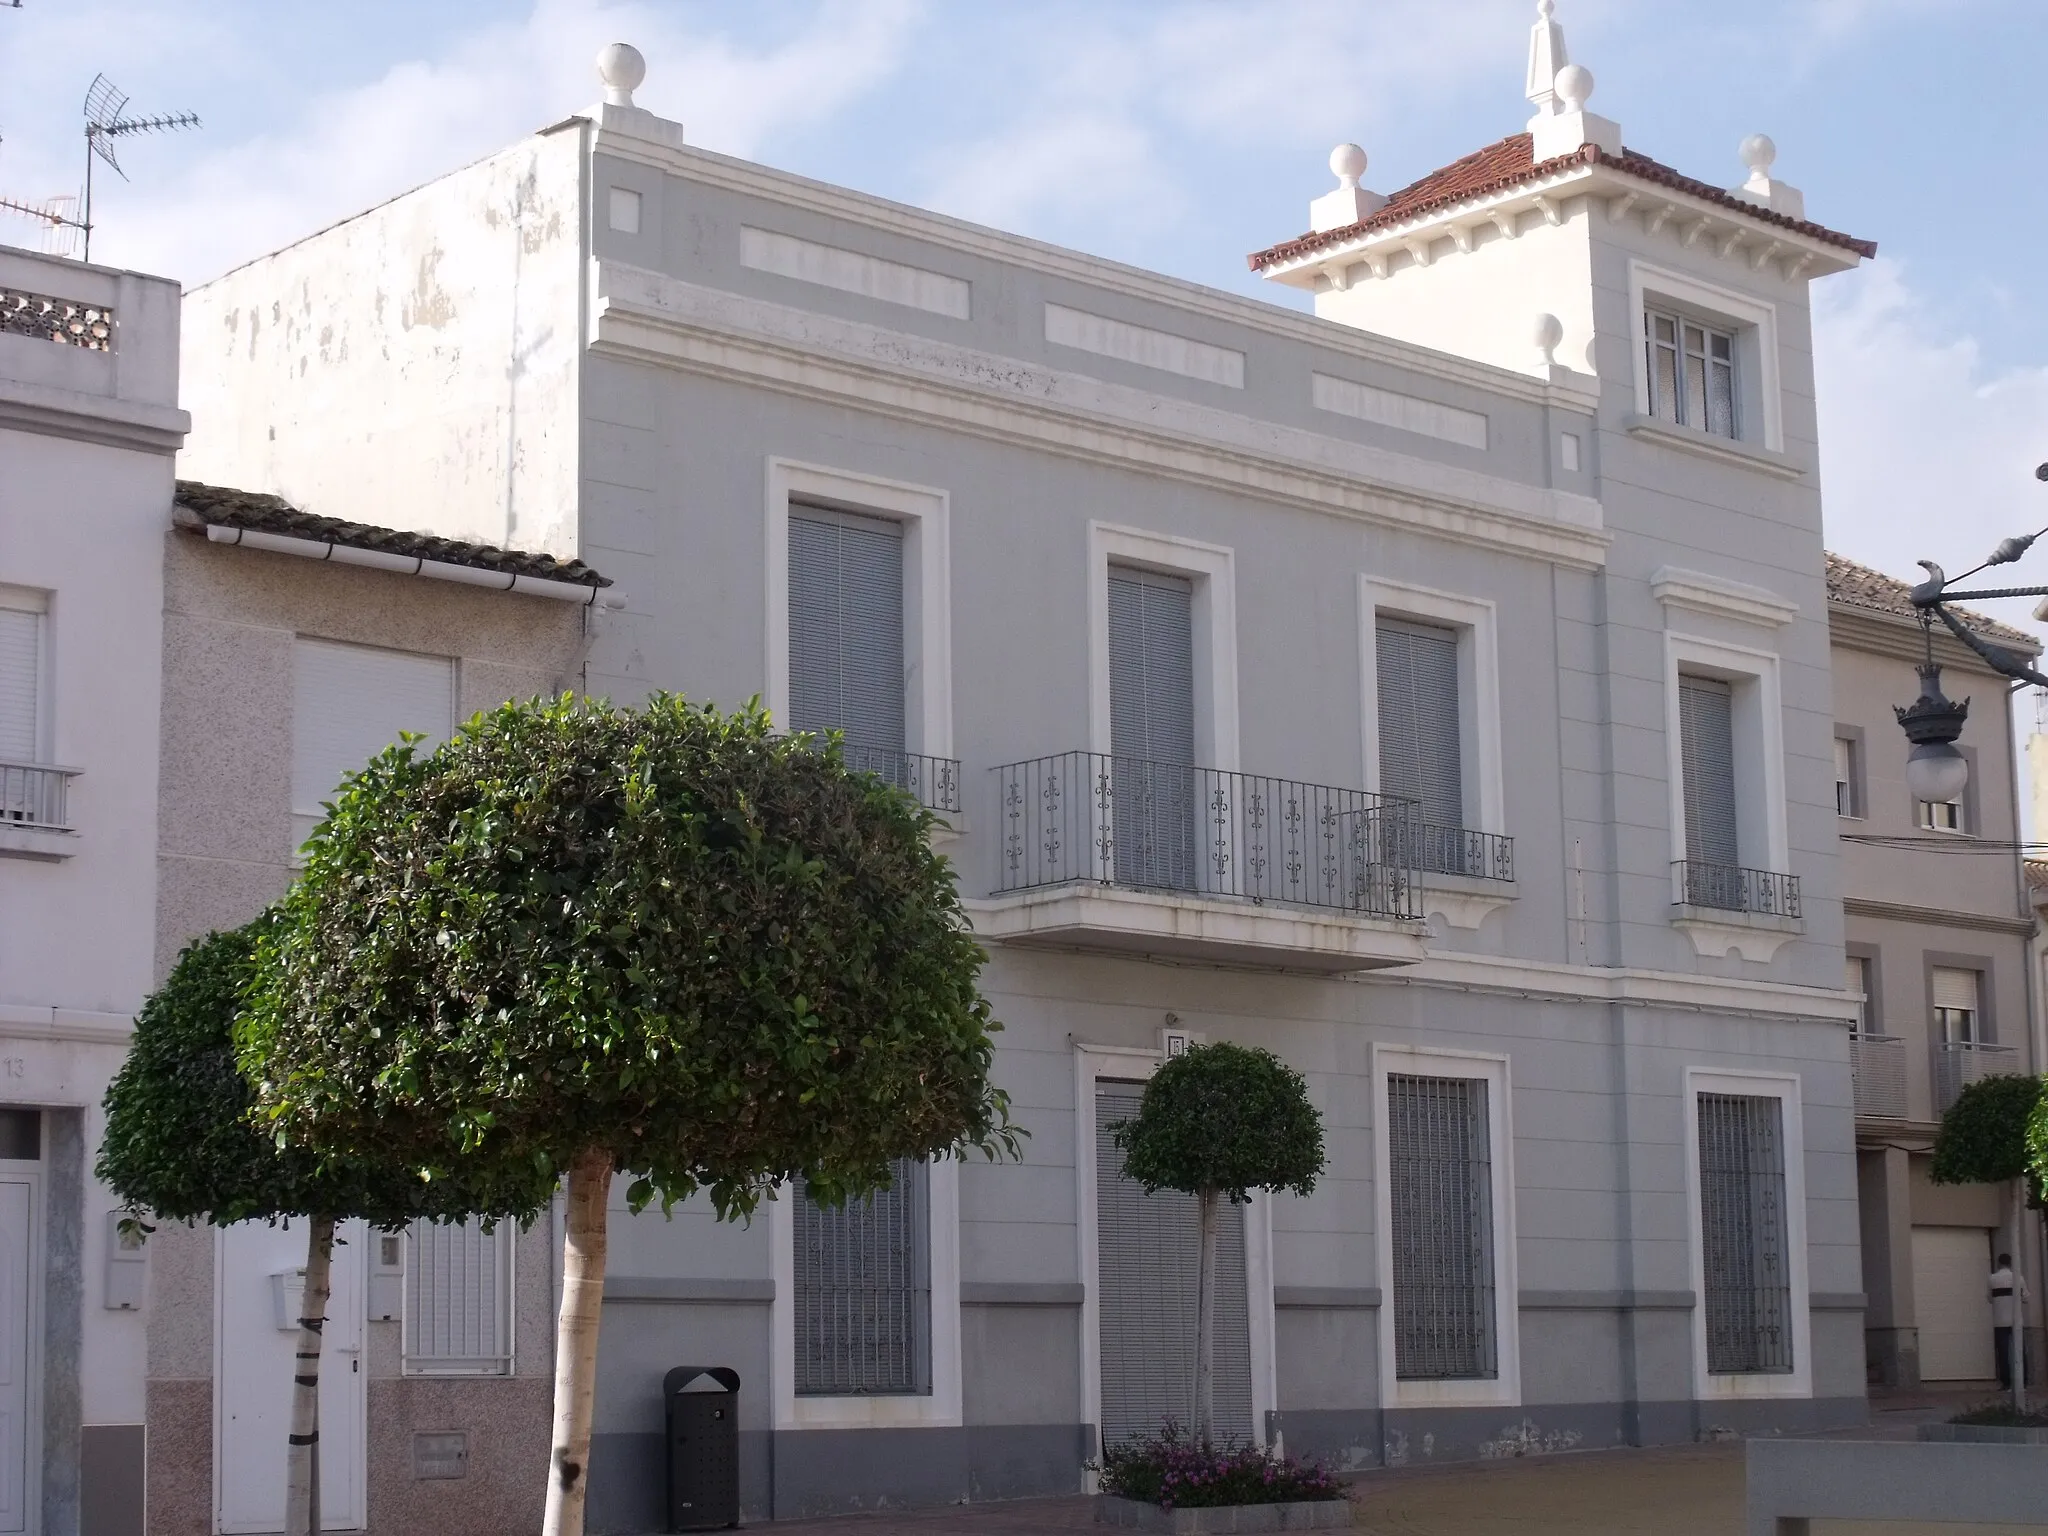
1107 567 1197 891
404 1218 513 1376
793 1159 932 1396
1376 619 1465 874
1386 1073 1497 1381
291 638 455 854
1932 967 1981 1045
1678 674 1742 908
1645 308 1738 439
1696 1093 1793 1375
0 592 48 826
788 505 907 783
1845 955 1873 1035
1833 736 1859 818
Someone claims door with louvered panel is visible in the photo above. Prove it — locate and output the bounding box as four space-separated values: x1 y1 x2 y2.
1108 569 1196 891
1094 1080 1252 1450
789 506 907 785
1376 619 1464 874
1679 675 1739 867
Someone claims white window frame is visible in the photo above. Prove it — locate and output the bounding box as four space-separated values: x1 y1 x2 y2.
1372 1042 1520 1410
1359 578 1504 834
1682 1067 1812 1401
764 459 954 760
1088 525 1238 769
1073 1042 1278 1455
768 1158 961 1430
0 584 51 764
1917 796 1965 834
1664 633 1789 886
1628 260 1783 453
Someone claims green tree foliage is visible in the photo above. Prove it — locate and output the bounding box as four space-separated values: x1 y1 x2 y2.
1115 1042 1326 1204
1933 1074 2044 1190
238 694 1016 1535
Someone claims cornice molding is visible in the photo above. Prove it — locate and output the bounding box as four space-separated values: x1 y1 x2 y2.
1624 414 1805 480
1826 604 2035 675
590 264 1612 572
0 377 189 456
1363 948 1858 1023
1652 565 1799 628
1842 896 2034 939
583 114 1589 411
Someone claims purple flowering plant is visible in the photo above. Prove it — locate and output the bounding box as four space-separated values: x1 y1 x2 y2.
1095 1420 1345 1509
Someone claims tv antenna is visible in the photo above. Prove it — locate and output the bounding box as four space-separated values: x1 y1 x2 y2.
79 74 199 261
0 195 85 259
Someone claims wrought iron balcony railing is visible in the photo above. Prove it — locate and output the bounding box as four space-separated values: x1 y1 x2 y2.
785 737 962 815
1935 1039 2021 1114
1849 1033 1907 1121
992 751 1423 920
0 762 80 831
1405 822 1515 883
1672 860 1801 918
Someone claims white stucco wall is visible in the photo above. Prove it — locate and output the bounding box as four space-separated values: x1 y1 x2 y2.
177 127 587 558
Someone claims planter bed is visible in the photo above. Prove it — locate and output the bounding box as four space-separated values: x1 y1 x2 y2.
1096 1494 1351 1533
1919 1421 2048 1445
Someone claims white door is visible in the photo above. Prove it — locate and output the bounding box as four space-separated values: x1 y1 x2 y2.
216 1220 368 1532
0 1180 33 1534
1913 1225 1995 1381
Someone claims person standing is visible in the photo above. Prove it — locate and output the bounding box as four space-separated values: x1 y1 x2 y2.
1991 1252 2029 1390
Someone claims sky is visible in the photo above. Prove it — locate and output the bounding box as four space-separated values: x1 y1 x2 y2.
2 0 2046 654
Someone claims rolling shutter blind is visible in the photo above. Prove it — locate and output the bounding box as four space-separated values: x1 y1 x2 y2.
1832 736 1855 816
291 639 455 851
1931 968 1979 1013
1387 1074 1496 1381
788 507 906 757
1375 620 1463 829
1697 1093 1793 1375
404 1218 512 1376
1108 569 1196 890
793 1158 931 1396
1845 956 1870 1035
1679 675 1739 868
1094 1079 1252 1449
0 607 41 762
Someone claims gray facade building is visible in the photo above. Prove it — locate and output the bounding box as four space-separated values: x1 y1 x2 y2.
168 20 1878 1530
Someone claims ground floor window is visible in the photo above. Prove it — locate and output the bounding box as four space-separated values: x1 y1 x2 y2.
793 1158 932 1396
1697 1092 1793 1375
1387 1072 1497 1381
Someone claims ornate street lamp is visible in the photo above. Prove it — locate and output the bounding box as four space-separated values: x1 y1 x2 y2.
1893 465 2048 800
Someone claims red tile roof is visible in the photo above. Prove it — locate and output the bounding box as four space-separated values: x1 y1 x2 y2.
1247 132 1876 272
1825 551 2038 649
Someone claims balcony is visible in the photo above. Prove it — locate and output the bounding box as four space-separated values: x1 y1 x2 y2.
1935 1040 2022 1115
977 751 1428 973
1849 1033 1907 1121
0 761 81 860
1669 859 1803 962
837 745 962 815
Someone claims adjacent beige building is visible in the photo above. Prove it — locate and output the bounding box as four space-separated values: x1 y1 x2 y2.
1828 553 2043 1389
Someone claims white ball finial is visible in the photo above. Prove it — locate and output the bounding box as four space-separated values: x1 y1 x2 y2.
597 42 647 108
1329 143 1368 189
1537 0 1555 16
1533 313 1564 365
1554 63 1593 112
1740 133 1777 178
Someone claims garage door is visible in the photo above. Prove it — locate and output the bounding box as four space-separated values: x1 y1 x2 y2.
1912 1226 1995 1381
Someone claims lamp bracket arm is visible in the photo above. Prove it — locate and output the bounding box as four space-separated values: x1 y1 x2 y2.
1930 603 2048 689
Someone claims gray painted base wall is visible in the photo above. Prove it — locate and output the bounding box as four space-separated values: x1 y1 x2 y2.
81 1424 144 1536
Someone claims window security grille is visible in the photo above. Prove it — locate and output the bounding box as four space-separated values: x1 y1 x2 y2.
793 1158 931 1396
403 1218 513 1376
1932 967 1980 1045
1678 675 1739 869
1093 1079 1253 1448
1646 308 1738 439
291 638 455 852
788 506 906 756
1107 568 1197 891
1387 1074 1496 1381
1697 1093 1793 1375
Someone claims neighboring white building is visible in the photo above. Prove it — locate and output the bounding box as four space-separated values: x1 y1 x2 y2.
0 245 188 1536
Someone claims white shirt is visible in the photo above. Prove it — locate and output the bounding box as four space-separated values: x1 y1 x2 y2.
1991 1265 2028 1328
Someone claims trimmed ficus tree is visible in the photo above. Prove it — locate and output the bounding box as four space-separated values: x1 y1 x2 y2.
98 922 553 1536
1114 1042 1325 1444
1934 1072 2045 1413
239 694 1017 1536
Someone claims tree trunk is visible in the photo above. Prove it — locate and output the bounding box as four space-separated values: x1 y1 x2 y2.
1194 1188 1218 1445
2013 1180 2029 1416
286 1213 335 1536
544 1148 614 1536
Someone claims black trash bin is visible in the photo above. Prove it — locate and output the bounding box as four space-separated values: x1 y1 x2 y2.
664 1366 741 1532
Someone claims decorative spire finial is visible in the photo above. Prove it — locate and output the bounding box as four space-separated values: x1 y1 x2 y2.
1526 0 1570 116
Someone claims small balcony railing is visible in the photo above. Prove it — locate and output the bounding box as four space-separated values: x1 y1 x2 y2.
992 751 1422 920
1849 1033 1907 1121
0 762 79 831
1935 1040 2021 1114
785 737 962 814
1672 860 1801 918
1405 822 1514 883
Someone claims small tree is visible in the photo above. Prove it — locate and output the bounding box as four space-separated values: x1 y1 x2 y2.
98 923 553 1536
1934 1073 2045 1412
1114 1042 1325 1444
239 695 1017 1536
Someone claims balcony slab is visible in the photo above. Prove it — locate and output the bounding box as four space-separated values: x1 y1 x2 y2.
969 884 1428 974
1670 904 1802 963
0 824 78 861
